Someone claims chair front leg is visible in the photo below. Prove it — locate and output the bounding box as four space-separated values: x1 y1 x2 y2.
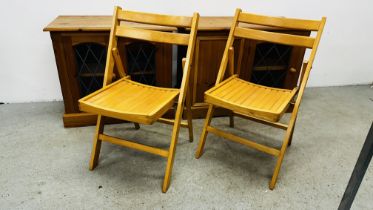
89 115 105 170
162 101 184 193
195 105 215 159
269 121 295 189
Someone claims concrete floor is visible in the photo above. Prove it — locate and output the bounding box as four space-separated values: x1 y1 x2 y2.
0 85 372 209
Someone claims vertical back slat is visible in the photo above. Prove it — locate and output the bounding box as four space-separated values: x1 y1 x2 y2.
177 12 200 103
215 8 242 84
103 6 121 86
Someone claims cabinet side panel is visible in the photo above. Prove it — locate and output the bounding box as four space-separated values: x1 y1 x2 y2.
50 32 76 113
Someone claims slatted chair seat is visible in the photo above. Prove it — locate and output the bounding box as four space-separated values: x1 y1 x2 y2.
79 78 179 124
205 76 297 122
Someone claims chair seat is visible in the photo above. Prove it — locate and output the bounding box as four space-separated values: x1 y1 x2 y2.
79 78 179 124
205 76 298 122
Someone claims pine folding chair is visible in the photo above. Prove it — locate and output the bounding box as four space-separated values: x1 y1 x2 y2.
195 9 326 189
79 6 199 193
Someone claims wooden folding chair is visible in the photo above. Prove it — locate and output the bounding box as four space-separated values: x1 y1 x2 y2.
195 9 326 189
79 6 199 193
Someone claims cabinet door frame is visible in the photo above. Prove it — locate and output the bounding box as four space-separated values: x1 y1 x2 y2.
51 32 109 114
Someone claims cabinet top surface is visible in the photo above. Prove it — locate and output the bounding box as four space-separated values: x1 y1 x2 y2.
43 16 280 32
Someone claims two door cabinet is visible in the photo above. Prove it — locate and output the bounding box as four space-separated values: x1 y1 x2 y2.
44 16 308 127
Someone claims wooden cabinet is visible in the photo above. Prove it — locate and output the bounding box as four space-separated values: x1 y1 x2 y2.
44 16 309 127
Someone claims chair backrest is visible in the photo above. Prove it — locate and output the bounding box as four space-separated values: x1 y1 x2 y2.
215 9 326 94
103 6 199 94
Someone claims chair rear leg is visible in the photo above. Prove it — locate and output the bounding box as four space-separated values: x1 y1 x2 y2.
186 90 194 142
89 115 105 170
287 126 295 146
134 123 140 130
288 118 297 146
269 124 295 189
229 112 235 128
162 103 183 193
195 105 215 159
